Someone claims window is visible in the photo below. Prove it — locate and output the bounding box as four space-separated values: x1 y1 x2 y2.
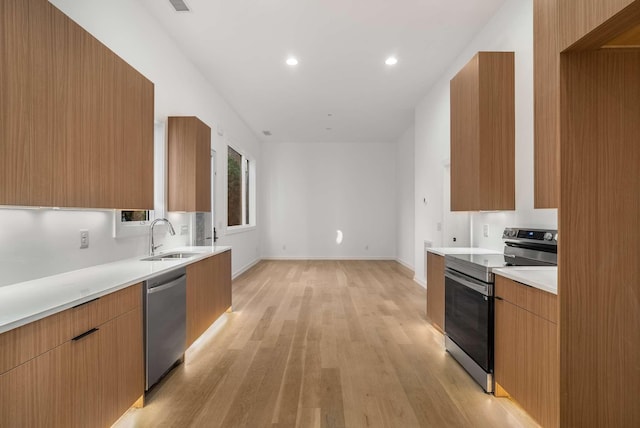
227 146 254 228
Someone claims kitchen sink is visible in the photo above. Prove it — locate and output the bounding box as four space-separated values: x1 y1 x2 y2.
141 252 201 261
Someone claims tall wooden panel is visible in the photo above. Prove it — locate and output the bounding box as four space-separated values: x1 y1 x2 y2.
425 252 445 332
0 0 153 209
560 49 640 427
168 116 212 212
450 52 515 211
534 0 560 208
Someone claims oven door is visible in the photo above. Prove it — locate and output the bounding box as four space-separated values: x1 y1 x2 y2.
444 269 493 372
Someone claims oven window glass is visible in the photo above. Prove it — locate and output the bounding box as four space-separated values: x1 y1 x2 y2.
445 276 493 372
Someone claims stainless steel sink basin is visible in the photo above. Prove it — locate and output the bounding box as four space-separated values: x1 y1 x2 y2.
141 252 201 261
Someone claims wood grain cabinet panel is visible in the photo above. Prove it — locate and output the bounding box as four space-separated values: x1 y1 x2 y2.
558 0 637 50
0 284 143 428
186 251 232 348
494 276 559 428
0 342 72 428
450 52 515 211
168 116 212 213
534 0 560 208
0 0 153 209
425 252 445 333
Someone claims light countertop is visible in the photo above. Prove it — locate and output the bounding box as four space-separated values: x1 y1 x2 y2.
426 247 502 257
493 266 557 295
0 246 231 334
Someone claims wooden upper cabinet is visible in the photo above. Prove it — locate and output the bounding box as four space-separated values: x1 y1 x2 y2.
168 117 212 212
534 0 560 208
450 52 515 212
0 0 154 210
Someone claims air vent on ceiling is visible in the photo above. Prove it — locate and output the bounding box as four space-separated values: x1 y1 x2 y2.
169 0 190 12
262 130 272 136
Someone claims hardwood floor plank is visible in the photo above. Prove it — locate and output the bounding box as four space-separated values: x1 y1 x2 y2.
115 260 540 428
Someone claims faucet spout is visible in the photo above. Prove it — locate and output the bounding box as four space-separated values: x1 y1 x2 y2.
149 218 176 256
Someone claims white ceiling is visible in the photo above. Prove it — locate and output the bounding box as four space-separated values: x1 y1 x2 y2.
139 0 506 143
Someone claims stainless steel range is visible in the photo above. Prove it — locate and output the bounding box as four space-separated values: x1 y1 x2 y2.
443 228 557 393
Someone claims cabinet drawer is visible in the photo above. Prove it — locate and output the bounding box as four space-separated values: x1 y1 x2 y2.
495 276 557 323
0 311 72 376
70 283 142 337
0 283 142 375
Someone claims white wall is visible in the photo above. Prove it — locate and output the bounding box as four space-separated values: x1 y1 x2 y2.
413 0 557 283
395 127 415 270
0 0 262 286
261 142 396 259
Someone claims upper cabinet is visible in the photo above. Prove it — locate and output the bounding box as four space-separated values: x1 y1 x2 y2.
168 117 211 212
0 0 154 210
450 52 515 212
534 0 560 208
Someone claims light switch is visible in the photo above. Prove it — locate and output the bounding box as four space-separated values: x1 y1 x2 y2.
80 229 89 249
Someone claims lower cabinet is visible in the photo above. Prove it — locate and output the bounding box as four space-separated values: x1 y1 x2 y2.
494 276 559 428
0 284 143 428
426 252 445 332
186 250 232 348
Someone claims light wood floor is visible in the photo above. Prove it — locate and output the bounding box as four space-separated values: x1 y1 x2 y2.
115 260 539 428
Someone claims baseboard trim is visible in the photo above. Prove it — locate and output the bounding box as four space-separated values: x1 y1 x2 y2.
394 258 414 272
414 276 427 289
232 258 262 279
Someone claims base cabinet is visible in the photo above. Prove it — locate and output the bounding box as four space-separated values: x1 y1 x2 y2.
186 250 232 348
0 284 143 428
426 252 445 332
494 276 559 428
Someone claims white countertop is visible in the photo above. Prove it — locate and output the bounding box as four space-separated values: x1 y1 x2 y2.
427 247 502 257
0 246 231 334
493 266 558 295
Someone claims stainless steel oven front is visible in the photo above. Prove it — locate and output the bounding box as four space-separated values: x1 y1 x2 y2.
444 268 494 393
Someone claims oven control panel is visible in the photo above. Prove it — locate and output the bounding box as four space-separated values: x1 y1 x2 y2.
503 228 558 244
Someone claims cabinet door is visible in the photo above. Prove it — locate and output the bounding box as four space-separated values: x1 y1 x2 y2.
186 256 216 347
213 250 232 318
168 116 212 212
0 343 72 428
103 308 144 426
450 52 515 211
426 253 445 332
0 0 154 209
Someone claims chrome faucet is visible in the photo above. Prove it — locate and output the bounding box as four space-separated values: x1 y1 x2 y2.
149 218 176 256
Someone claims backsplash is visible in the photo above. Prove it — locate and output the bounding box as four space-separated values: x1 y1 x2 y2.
0 208 192 287
470 209 558 251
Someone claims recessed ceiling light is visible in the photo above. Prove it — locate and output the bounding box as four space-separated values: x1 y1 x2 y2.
326 127 332 131
385 57 398 66
327 113 333 117
286 57 298 66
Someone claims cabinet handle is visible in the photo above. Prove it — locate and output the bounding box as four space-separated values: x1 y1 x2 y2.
72 328 99 341
72 297 100 309
495 296 504 301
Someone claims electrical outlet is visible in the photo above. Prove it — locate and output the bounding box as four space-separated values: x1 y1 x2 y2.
80 229 89 249
282 245 286 251
436 222 442 232
180 225 189 236
483 224 489 238
364 245 369 250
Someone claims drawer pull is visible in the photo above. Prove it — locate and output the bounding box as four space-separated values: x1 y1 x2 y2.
72 297 100 309
72 328 99 341
495 296 504 301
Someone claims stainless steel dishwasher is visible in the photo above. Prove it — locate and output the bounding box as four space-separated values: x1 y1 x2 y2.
144 267 187 390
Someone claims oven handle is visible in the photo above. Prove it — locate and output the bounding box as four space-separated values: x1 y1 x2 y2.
445 269 490 296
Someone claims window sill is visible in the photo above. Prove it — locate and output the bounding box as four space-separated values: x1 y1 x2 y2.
225 225 256 235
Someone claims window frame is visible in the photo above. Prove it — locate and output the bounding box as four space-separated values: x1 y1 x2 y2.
226 144 255 233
